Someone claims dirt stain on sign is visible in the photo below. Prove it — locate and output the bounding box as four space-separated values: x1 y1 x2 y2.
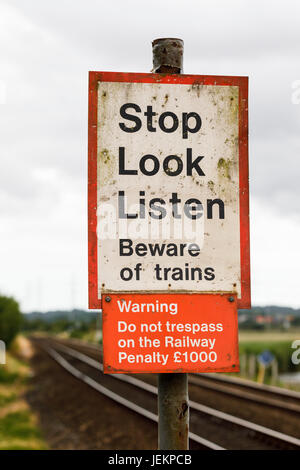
99 148 116 184
217 157 233 180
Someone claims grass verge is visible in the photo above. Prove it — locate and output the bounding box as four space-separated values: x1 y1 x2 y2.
0 337 47 450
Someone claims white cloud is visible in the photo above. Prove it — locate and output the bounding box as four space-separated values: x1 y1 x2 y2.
0 1 299 310
250 197 300 307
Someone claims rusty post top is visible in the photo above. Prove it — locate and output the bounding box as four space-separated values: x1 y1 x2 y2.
152 38 184 74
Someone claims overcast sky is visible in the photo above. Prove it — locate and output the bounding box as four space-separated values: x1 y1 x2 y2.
0 0 300 311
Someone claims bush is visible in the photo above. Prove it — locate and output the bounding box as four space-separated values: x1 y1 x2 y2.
0 296 22 348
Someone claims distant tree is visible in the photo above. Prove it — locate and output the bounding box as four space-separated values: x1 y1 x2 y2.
0 295 22 348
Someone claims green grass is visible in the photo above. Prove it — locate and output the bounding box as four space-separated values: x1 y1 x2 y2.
0 411 42 440
239 329 300 343
0 392 17 407
238 328 300 374
0 368 19 384
0 408 47 450
0 337 48 450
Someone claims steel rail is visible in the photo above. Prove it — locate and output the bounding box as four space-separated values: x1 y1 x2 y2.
42 339 300 450
193 372 300 400
57 338 300 409
188 375 300 413
44 344 223 451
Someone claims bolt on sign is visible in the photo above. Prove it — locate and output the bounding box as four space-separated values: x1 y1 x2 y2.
88 72 250 373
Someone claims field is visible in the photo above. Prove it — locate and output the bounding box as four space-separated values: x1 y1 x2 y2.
234 329 300 389
239 329 300 343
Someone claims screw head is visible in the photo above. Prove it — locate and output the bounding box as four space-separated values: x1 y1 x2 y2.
228 296 235 303
105 296 111 303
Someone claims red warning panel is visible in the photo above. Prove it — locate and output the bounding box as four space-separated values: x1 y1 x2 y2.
102 293 239 374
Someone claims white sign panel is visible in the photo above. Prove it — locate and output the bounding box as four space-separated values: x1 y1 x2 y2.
88 72 250 308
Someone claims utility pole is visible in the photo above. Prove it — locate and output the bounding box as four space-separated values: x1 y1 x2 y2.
152 38 189 451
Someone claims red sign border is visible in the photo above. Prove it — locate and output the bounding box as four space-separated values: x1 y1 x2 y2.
88 72 250 309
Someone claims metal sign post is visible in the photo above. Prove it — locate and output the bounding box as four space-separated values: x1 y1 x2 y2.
88 37 250 452
152 38 189 451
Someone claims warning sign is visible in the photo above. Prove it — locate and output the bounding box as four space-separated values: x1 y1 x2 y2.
88 71 250 373
88 72 250 309
103 293 239 373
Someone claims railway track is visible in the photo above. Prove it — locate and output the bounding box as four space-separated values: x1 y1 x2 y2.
32 336 300 450
189 373 300 414
50 337 300 415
